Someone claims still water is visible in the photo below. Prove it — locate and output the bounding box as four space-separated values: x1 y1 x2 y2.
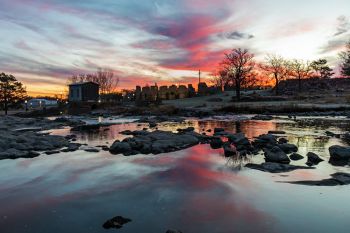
1 116 350 233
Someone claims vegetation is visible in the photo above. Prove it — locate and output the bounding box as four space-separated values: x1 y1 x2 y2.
310 59 334 79
339 39 350 77
69 68 119 94
0 73 27 115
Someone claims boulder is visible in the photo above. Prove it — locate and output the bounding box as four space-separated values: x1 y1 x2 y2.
289 153 304 161
264 146 290 163
329 145 350 161
210 137 223 149
109 141 132 155
306 152 324 166
277 143 298 154
223 143 237 157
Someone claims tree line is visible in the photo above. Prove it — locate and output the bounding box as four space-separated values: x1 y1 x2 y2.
212 39 350 100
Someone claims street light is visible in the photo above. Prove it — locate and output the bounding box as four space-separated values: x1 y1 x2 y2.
24 100 28 112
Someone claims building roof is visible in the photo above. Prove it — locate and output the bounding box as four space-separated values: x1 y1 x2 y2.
69 81 99 86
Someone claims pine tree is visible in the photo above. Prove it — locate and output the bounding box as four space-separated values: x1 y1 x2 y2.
339 39 350 77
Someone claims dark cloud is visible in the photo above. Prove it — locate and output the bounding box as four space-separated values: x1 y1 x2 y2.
225 31 254 40
334 15 350 36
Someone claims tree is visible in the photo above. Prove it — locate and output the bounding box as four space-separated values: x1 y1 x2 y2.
68 68 119 94
339 39 350 77
221 48 255 101
260 54 291 95
310 59 334 79
0 73 27 115
290 59 312 92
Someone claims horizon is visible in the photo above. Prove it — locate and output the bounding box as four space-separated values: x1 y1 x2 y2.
1 0 350 96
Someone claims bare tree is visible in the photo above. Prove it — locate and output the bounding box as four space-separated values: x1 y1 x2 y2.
290 59 312 93
260 54 291 95
222 48 255 101
68 68 120 94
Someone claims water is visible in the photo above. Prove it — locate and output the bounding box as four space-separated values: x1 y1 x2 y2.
1 116 350 233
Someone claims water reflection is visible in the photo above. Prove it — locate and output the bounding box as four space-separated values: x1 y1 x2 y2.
1 117 350 233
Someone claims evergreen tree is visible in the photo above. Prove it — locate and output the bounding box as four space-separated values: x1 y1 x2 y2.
339 39 350 77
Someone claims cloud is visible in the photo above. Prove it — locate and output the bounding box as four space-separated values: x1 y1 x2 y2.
334 15 350 36
224 31 254 40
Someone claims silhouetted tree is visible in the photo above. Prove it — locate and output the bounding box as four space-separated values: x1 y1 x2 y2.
310 59 334 79
69 68 119 94
0 73 27 115
290 59 312 92
339 39 350 77
221 48 255 101
260 54 291 95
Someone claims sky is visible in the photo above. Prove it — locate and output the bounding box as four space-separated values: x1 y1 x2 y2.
0 0 350 96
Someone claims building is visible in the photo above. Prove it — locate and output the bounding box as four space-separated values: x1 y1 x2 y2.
27 99 58 108
68 82 99 102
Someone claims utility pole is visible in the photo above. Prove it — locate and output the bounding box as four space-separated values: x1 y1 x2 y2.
199 70 201 84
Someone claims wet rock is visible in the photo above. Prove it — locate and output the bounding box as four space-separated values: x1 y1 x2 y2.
278 138 288 144
84 148 100 153
253 134 277 149
109 141 132 155
210 137 223 149
325 131 336 137
166 230 183 233
44 150 60 155
277 143 298 154
223 143 237 157
110 130 203 156
177 127 195 133
149 122 157 128
214 128 225 133
268 130 286 134
289 153 304 161
306 152 324 166
61 143 81 152
287 172 350 186
245 162 314 173
102 216 131 229
252 115 273 121
264 146 290 164
329 145 350 162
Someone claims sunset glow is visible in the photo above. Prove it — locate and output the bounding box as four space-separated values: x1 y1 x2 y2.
0 0 349 96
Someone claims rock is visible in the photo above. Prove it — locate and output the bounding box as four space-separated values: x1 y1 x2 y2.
44 150 60 155
110 130 202 156
329 145 350 161
264 146 290 164
252 115 273 121
61 143 81 152
223 143 237 157
102 216 131 229
289 153 304 161
277 143 298 154
325 131 336 137
268 130 286 134
253 134 277 149
306 152 324 166
278 138 288 144
287 172 350 186
84 148 100 153
149 122 157 128
210 137 223 149
214 128 225 133
166 230 183 233
245 162 314 173
109 141 132 155
177 127 195 133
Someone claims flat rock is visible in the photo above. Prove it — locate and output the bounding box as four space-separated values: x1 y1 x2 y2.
246 162 314 173
287 172 350 186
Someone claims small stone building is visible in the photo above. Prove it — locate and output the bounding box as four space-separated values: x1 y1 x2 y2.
68 82 99 102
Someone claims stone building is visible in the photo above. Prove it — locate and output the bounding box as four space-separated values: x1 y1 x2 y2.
135 83 193 102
